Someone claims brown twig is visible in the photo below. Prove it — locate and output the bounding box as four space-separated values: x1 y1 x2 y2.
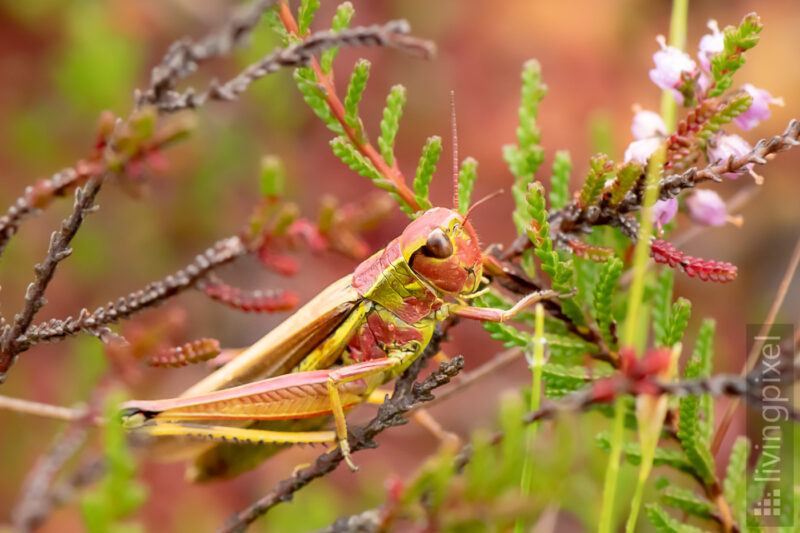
136 0 278 110
12 418 92 532
216 329 462 533
153 18 435 120
11 236 247 353
0 177 103 381
0 395 102 424
407 347 522 415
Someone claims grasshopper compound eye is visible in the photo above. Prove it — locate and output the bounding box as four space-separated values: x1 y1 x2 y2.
423 228 453 259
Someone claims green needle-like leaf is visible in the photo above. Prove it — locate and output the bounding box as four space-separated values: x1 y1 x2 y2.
330 136 382 183
593 256 623 349
549 150 571 210
320 2 354 73
686 319 715 440
527 182 585 326
297 0 320 35
457 157 478 215
580 153 614 208
664 297 692 347
378 85 406 166
596 433 695 476
724 436 750 527
652 269 674 347
645 503 707 533
343 59 371 134
696 93 753 141
259 155 285 197
413 136 442 212
677 393 716 484
660 485 714 519
708 13 762 98
294 68 343 134
610 161 641 206
506 60 547 235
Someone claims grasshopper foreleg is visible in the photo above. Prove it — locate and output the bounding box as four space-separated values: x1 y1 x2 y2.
442 289 561 323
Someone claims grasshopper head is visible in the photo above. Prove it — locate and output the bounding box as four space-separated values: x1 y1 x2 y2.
401 207 482 295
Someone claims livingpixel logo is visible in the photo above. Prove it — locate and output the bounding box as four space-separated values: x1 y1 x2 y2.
746 324 795 528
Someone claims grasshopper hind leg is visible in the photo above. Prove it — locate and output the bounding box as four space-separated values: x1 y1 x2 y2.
132 420 337 446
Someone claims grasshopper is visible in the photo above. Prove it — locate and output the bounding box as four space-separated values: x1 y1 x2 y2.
122 201 559 474
122 117 559 475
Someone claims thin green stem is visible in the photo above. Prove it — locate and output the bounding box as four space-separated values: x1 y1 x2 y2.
625 442 655 533
598 143 665 532
515 303 545 533
598 398 627 532
622 2 689 531
599 2 688 529
623 145 665 350
661 0 688 131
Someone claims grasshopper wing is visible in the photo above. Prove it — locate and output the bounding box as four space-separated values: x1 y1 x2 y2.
183 274 361 396
128 274 364 479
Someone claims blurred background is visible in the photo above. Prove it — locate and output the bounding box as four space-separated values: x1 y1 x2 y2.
0 0 798 531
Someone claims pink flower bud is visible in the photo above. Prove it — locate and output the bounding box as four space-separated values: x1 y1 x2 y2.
652 198 678 227
697 20 724 72
631 110 666 140
649 36 697 103
733 84 784 131
686 189 727 226
707 133 752 179
624 137 661 164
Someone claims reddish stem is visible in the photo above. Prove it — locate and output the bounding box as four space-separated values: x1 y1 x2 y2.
278 1 419 211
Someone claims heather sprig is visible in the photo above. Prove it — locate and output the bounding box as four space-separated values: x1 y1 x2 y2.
580 154 614 208
413 136 442 212
343 59 371 135
548 150 571 210
378 85 406 167
506 60 547 235
593 257 623 350
457 157 478 215
708 13 763 98
320 2 355 73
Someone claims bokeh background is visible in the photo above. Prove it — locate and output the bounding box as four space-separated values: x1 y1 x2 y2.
1 0 798 531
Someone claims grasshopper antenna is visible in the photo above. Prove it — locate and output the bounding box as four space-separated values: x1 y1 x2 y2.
463 189 504 224
450 90 459 212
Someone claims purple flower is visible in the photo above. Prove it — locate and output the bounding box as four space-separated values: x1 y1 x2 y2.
733 84 784 131
631 110 666 140
652 198 678 227
649 35 697 103
697 71 711 95
686 190 727 226
624 137 661 165
707 132 752 179
697 20 724 72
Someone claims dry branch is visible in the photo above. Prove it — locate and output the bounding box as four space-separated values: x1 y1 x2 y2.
12 236 247 353
0 177 103 380
149 20 435 113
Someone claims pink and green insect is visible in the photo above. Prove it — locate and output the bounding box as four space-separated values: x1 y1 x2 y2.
122 162 558 477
